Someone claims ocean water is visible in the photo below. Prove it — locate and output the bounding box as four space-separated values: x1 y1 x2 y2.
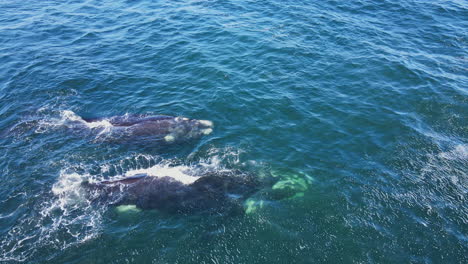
0 0 466 263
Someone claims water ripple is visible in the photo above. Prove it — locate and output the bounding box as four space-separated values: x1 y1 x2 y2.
0 0 466 262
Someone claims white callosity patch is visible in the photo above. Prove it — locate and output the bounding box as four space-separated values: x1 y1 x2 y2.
202 128 213 135
168 117 214 140
164 134 176 142
198 120 213 127
175 117 189 122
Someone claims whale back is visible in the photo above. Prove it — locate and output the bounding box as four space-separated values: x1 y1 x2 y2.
81 172 261 213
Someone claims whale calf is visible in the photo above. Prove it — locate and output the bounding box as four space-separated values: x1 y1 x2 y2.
63 112 213 143
82 171 262 214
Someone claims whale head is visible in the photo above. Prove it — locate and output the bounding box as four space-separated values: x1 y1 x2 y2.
163 117 214 143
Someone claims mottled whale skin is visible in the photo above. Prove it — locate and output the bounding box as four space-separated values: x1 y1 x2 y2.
82 172 261 214
78 114 213 143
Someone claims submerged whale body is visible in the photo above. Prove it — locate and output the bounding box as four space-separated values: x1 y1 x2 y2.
82 172 262 214
66 112 213 143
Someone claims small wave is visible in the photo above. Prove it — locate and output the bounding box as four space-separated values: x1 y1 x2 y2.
51 172 90 207
437 144 467 161
35 110 113 135
0 169 102 263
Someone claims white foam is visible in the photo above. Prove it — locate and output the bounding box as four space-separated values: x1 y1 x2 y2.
60 110 113 129
85 119 113 129
35 110 82 132
52 172 83 194
438 144 467 160
49 171 95 219
37 110 114 132
125 164 200 185
0 169 102 262
60 110 83 122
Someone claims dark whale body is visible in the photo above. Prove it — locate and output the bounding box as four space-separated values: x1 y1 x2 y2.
82 172 262 214
82 115 175 127
68 113 213 143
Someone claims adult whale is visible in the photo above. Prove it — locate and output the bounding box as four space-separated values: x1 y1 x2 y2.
82 171 262 214
65 112 214 143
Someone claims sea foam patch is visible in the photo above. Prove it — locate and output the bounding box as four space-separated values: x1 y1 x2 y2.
60 110 114 131
125 164 200 185
36 110 114 134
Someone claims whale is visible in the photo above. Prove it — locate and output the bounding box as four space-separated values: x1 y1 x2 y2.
81 171 262 214
63 112 214 143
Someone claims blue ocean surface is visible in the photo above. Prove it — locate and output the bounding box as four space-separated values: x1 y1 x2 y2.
0 0 467 263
